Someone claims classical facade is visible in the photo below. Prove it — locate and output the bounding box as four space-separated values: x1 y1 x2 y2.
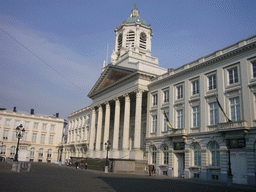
66 5 256 184
0 108 66 163
146 34 256 185
86 6 166 162
63 107 91 161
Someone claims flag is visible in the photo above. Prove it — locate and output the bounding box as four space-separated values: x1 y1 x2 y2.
163 111 176 129
216 96 232 122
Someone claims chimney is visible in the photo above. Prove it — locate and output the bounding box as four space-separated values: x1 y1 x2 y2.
30 109 34 115
13 107 16 112
56 113 59 118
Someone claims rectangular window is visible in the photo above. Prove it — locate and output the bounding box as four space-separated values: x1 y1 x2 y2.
24 121 29 128
3 130 9 139
22 132 27 141
42 124 47 130
228 67 238 84
15 120 20 127
32 133 37 142
41 134 46 143
230 97 241 121
193 106 200 128
163 90 169 103
50 125 55 131
177 85 183 99
177 110 183 129
208 74 216 90
152 115 157 133
192 80 199 95
49 135 54 144
152 94 158 106
163 112 169 131
152 151 157 164
252 61 256 78
13 132 17 140
209 103 218 125
34 123 38 129
5 119 10 126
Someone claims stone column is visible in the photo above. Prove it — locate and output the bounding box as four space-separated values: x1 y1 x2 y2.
122 94 130 158
95 105 103 157
112 98 120 158
103 102 111 148
88 108 96 157
133 90 143 159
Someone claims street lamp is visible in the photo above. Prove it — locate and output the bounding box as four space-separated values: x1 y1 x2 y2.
13 124 25 162
104 140 111 173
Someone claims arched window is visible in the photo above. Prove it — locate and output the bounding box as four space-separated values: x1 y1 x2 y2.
126 30 135 48
209 142 220 166
163 145 169 165
10 146 15 155
30 148 35 157
1 145 6 154
193 143 201 166
118 33 123 51
47 149 52 158
39 148 43 157
151 146 157 164
139 32 147 50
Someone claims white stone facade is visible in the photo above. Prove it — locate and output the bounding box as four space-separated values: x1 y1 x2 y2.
146 35 256 185
0 109 66 163
63 107 91 160
67 5 256 184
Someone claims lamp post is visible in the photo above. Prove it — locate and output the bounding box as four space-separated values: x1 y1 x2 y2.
104 140 111 173
226 140 233 185
13 124 25 162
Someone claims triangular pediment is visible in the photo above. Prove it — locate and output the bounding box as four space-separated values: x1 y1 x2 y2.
88 65 135 98
100 70 129 89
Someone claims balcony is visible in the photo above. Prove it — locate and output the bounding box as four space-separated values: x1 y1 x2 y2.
217 120 249 131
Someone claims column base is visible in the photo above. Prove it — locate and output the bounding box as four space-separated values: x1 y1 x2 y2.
130 149 143 160
120 149 130 159
110 149 119 159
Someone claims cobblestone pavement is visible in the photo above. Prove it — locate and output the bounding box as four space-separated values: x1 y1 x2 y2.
0 162 255 192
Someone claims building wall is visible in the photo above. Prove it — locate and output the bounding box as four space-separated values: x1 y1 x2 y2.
64 107 91 161
146 36 256 185
0 109 66 163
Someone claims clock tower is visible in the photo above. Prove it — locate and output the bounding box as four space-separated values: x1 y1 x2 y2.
113 4 153 59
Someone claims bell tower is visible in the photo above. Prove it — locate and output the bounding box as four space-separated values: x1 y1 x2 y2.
113 4 153 59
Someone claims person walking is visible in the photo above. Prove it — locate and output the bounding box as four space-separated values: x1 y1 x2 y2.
75 161 78 169
80 161 84 169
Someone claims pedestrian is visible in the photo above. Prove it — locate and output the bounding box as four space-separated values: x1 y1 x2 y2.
75 161 78 169
81 161 84 169
152 165 155 176
148 165 152 176
85 162 88 169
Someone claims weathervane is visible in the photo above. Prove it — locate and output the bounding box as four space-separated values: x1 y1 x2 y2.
134 3 137 8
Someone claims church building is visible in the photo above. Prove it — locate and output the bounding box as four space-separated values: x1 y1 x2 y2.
65 5 256 185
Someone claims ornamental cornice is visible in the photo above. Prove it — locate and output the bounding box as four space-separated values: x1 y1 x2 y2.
149 37 256 87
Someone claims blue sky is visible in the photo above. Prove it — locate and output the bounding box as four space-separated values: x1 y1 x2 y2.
0 0 256 121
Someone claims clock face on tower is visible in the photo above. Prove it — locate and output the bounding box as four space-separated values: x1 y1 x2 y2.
140 32 147 41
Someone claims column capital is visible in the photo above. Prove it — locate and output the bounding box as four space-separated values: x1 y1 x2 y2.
135 89 143 97
124 94 130 101
105 102 110 108
114 97 120 104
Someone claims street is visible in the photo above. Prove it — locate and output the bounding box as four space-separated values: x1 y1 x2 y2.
0 162 255 192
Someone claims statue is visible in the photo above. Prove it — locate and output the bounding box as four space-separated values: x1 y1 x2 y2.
111 50 117 61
